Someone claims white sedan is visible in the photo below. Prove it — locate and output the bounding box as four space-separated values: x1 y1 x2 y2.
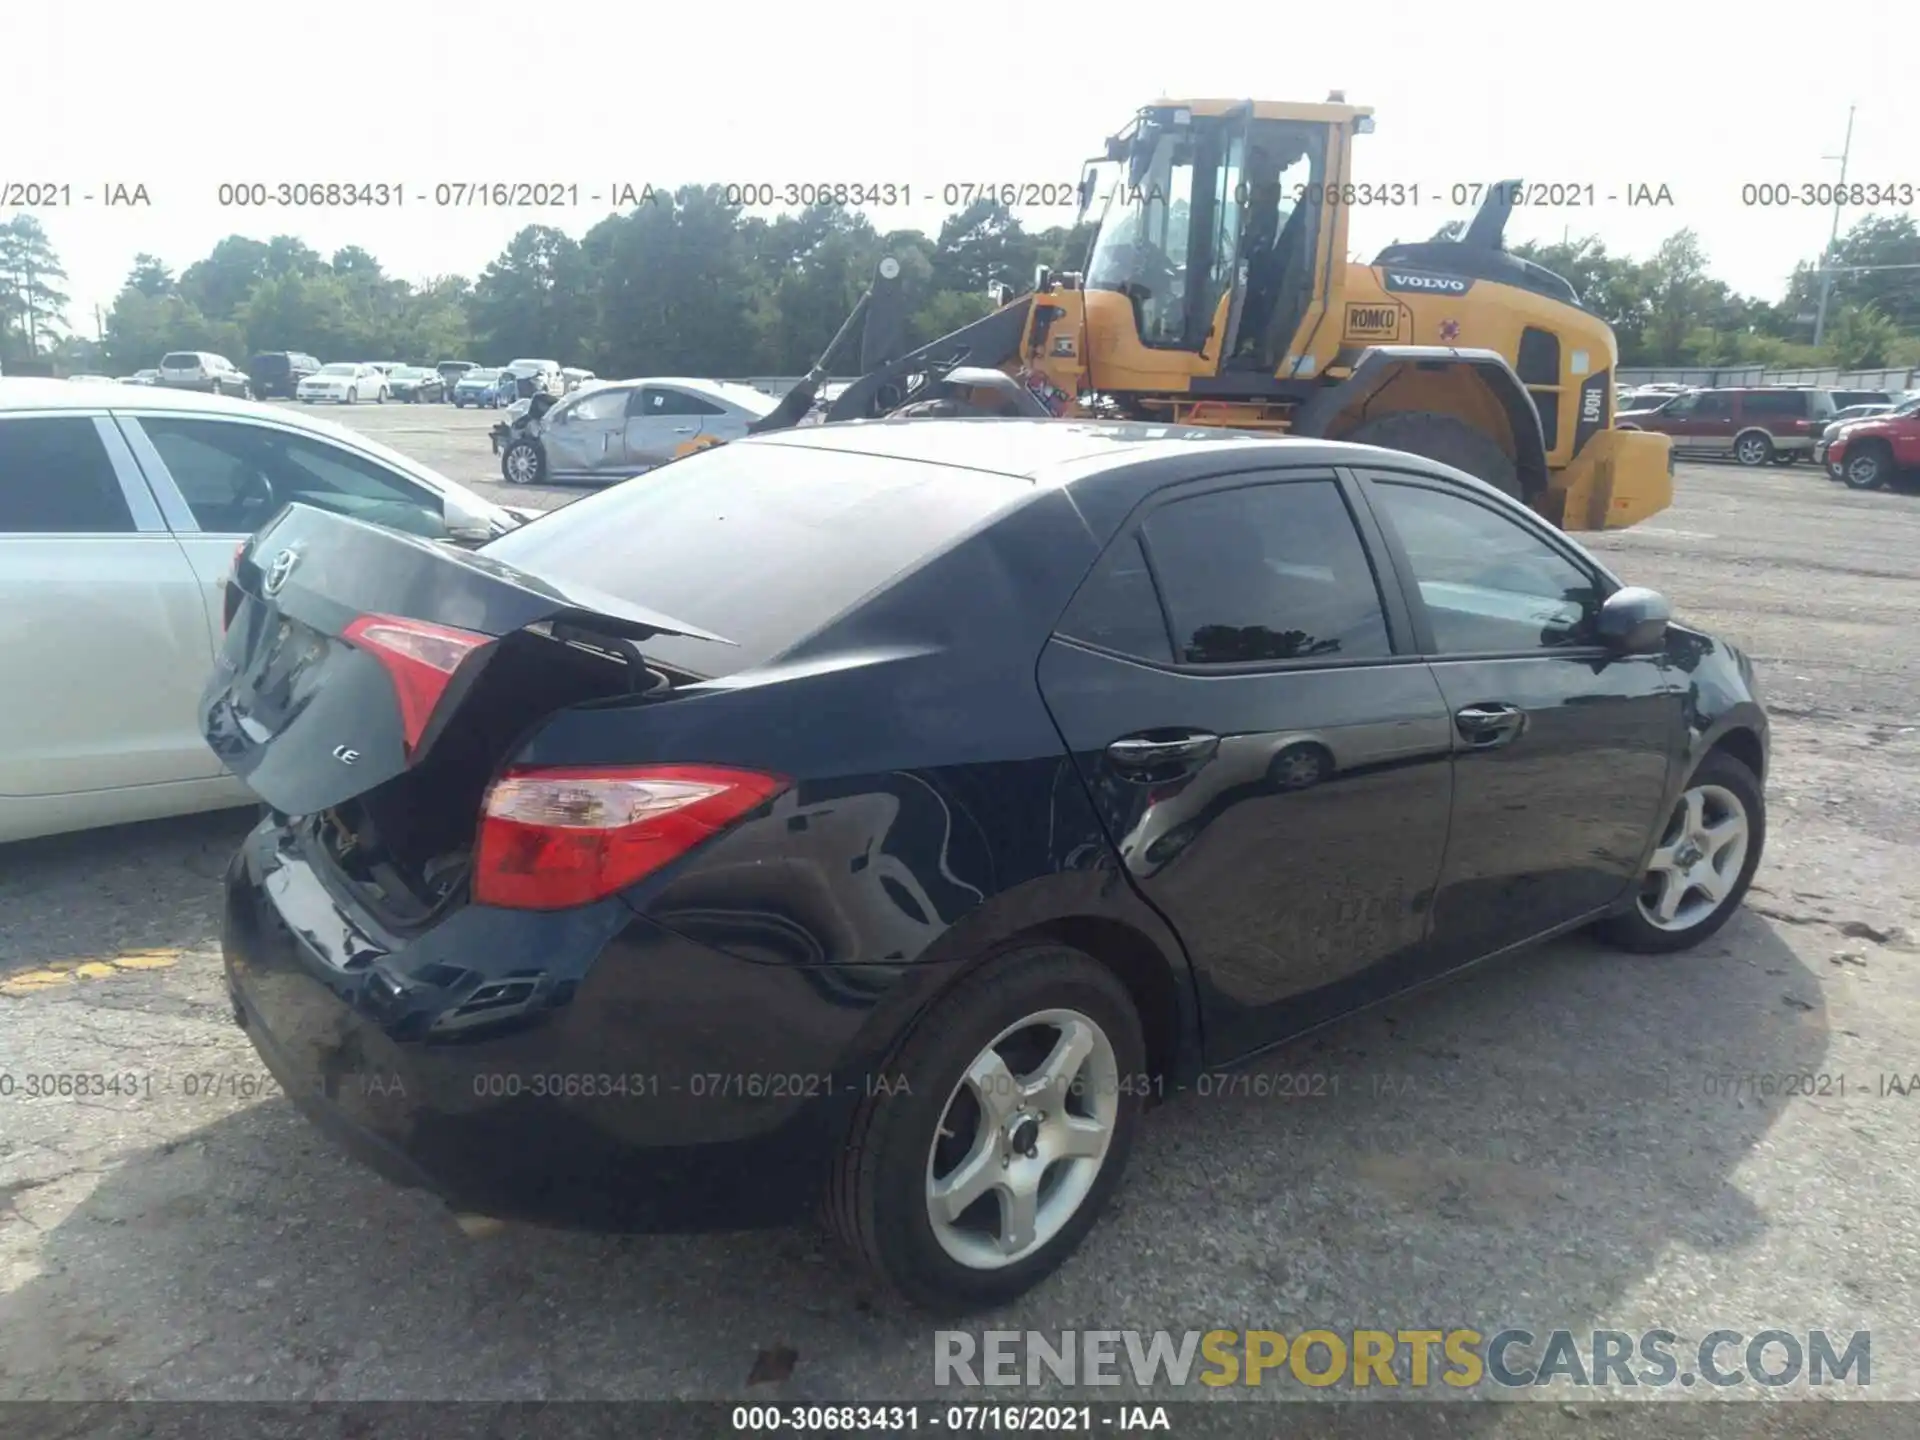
296 362 389 404
0 380 537 844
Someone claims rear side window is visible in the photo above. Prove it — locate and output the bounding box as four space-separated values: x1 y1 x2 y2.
0 417 136 534
1740 391 1807 417
635 387 726 418
1139 479 1392 665
481 443 1033 678
1056 535 1173 662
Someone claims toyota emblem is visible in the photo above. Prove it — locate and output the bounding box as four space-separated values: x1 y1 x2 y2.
263 547 300 597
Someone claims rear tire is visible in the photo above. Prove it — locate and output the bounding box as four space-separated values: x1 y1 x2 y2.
1734 430 1774 467
1340 410 1523 502
1593 750 1764 955
823 945 1145 1314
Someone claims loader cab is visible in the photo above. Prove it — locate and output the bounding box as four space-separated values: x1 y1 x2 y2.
1083 99 1365 380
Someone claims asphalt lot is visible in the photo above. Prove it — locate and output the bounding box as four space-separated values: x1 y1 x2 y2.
3 407 1919 1424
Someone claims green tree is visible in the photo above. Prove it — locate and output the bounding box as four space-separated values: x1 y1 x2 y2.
470 224 593 363
0 215 71 360
127 254 175 298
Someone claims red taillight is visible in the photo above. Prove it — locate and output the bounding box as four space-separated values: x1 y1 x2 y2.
341 613 490 755
473 764 790 910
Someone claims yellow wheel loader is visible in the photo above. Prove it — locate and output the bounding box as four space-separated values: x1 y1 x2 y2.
690 96 1672 532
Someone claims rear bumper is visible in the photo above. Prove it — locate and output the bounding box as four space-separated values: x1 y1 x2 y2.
221 822 885 1231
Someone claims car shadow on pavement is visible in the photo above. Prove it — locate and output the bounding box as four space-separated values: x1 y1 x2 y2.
0 808 257 972
0 909 1828 1411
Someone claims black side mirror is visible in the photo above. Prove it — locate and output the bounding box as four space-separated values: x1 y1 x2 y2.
1597 586 1670 654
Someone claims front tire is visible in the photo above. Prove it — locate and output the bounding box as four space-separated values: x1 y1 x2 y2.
500 438 545 486
1842 443 1890 490
346 388 358 405
824 945 1145 1314
1340 410 1523 502
1734 431 1774 467
1593 750 1764 954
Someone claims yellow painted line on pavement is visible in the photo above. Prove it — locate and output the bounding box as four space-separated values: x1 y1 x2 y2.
0 947 183 996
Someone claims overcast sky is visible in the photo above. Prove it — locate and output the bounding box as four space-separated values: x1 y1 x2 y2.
9 0 1919 333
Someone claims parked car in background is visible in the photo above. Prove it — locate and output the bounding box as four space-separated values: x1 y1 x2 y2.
1825 400 1920 490
386 366 447 403
436 360 476 396
298 363 389 404
123 369 161 386
67 374 117 384
207 419 1769 1311
1814 404 1896 473
496 376 778 485
0 379 532 845
558 367 597 393
503 358 563 399
452 368 509 408
247 352 321 400
158 352 252 397
1617 386 1837 466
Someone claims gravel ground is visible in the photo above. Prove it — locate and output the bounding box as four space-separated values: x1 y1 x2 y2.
2 414 1918 1428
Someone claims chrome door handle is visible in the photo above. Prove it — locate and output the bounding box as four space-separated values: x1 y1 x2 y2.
1454 703 1526 746
1106 732 1219 769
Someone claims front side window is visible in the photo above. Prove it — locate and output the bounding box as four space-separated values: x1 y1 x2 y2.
137 418 440 538
560 389 628 424
1086 128 1199 347
1141 479 1392 665
1369 480 1602 654
0 417 135 534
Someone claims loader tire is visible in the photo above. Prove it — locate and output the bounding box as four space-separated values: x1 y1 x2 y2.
1341 410 1522 502
894 398 999 419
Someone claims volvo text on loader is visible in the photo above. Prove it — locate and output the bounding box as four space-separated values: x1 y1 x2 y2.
689 96 1674 532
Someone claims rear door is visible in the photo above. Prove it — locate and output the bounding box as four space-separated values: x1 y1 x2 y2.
1356 470 1682 960
624 386 715 466
1036 467 1455 1063
116 410 469 643
0 411 222 796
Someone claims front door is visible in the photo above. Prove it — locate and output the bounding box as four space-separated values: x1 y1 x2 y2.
539 386 632 479
1357 472 1683 961
1037 468 1455 1063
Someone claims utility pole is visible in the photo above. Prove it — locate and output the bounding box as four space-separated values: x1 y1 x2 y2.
1811 105 1856 349
23 259 37 356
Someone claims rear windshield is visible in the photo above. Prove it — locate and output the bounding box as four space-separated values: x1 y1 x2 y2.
481 441 1034 677
160 353 201 368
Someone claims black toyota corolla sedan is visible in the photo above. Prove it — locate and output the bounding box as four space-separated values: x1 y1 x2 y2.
206 419 1768 1313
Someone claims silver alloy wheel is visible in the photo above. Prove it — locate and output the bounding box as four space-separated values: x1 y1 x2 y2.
503 444 539 484
925 1008 1119 1270
1636 783 1749 932
1845 450 1884 488
1735 434 1770 465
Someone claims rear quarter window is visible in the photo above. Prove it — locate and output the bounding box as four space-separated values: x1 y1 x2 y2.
0 417 137 534
480 442 1034 678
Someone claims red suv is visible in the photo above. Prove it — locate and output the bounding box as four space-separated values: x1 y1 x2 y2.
1827 405 1920 490
1619 387 1838 467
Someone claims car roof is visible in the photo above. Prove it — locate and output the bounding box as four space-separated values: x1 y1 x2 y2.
599 375 782 413
745 416 1393 482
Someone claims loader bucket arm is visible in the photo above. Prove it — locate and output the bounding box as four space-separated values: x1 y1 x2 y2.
822 295 1034 423
747 256 912 435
